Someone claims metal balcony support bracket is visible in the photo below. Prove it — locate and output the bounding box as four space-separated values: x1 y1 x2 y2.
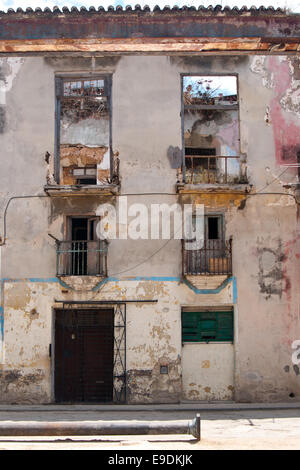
0 414 201 441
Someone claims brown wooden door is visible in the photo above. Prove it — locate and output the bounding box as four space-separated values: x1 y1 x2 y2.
55 309 114 403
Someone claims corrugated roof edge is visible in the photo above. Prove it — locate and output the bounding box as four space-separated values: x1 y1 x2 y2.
0 5 294 16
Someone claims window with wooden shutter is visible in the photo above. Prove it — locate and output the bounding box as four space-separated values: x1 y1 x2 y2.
182 309 233 343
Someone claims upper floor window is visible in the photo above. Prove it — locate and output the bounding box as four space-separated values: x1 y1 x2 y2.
55 75 112 185
56 216 107 277
182 75 240 184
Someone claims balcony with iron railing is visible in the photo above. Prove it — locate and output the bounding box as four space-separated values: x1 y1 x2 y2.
182 239 232 276
184 155 243 185
56 240 108 276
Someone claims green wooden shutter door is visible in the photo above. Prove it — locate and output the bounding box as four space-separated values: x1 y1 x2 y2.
182 310 233 342
216 312 233 342
198 312 217 341
182 312 199 342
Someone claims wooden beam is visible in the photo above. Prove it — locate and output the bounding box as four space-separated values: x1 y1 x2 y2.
0 37 299 53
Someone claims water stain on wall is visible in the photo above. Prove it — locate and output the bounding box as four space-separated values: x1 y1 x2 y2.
256 239 289 299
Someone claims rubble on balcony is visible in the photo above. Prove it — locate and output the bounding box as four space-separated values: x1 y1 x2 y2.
179 75 249 193
45 76 119 196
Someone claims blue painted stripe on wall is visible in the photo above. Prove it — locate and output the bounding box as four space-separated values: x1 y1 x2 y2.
2 278 59 283
0 275 237 296
0 276 237 340
1 277 77 290
124 276 181 282
183 276 237 296
233 277 237 304
0 306 4 339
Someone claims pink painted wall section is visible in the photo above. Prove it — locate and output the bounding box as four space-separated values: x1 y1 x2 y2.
218 118 240 155
268 57 300 165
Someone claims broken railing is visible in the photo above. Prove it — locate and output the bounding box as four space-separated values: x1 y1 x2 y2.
56 240 108 276
185 155 240 184
183 239 232 276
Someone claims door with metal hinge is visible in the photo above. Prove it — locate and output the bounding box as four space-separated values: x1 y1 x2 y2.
54 308 114 403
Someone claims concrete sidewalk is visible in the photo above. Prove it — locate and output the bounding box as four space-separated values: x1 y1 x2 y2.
0 402 299 412
0 407 299 449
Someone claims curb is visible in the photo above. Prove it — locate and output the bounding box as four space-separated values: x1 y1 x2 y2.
0 402 299 412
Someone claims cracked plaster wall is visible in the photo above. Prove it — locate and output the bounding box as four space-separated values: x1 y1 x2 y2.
0 54 299 403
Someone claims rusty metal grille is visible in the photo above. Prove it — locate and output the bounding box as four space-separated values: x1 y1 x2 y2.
113 303 126 403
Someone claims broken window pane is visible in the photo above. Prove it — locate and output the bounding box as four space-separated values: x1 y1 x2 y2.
57 77 111 185
183 75 240 184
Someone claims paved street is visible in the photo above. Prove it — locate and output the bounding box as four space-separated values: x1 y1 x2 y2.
0 406 299 450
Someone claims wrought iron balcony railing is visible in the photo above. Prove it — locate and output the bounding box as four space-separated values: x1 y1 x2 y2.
185 155 241 184
56 240 108 276
183 239 232 276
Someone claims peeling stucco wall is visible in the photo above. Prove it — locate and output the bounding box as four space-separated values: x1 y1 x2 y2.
1 282 51 403
0 278 236 404
60 144 109 184
0 54 299 404
182 343 234 401
251 56 300 166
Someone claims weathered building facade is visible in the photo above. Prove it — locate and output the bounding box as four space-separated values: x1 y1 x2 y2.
0 5 299 404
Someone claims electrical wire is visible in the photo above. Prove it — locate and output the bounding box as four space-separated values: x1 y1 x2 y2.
1 169 296 245
0 183 297 284
254 166 291 194
0 195 49 246
236 167 297 210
